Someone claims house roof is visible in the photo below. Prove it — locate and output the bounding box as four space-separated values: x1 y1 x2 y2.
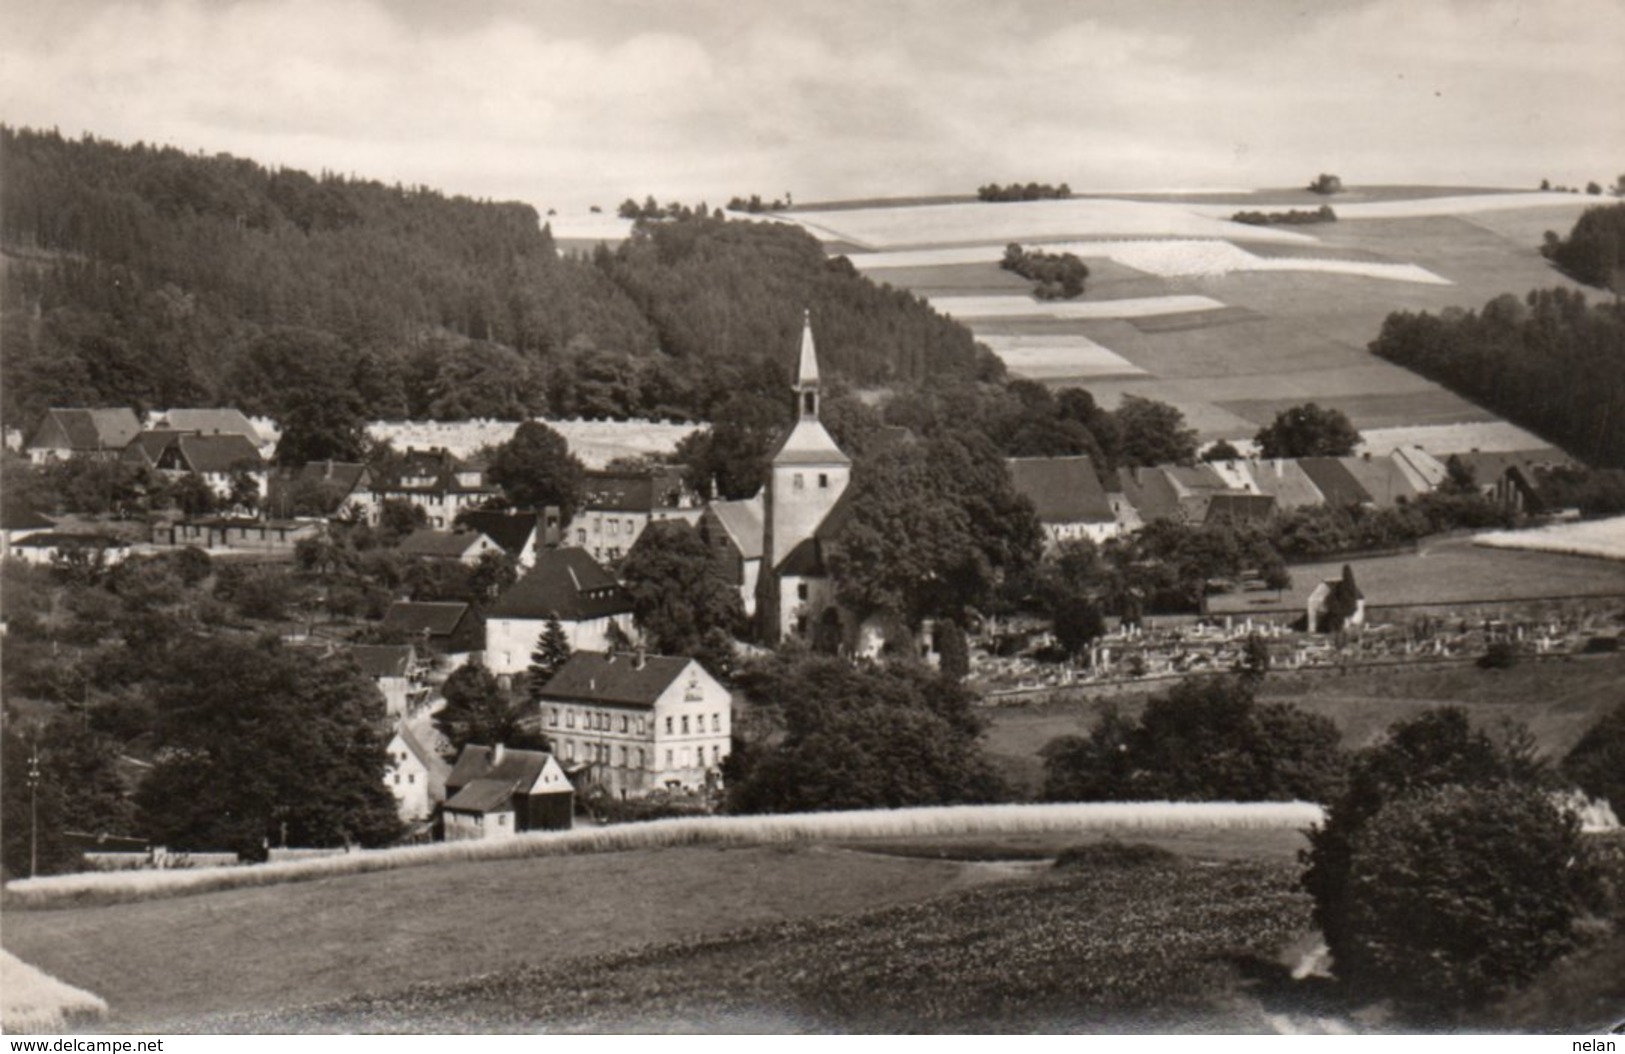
444 778 519 814
374 448 494 496
392 723 448 779
381 600 472 637
770 418 850 467
1114 466 1185 524
156 409 263 444
1241 459 1326 510
1298 458 1371 507
123 430 193 466
350 644 414 679
1007 456 1114 524
580 469 691 513
294 460 370 491
1336 455 1420 508
1449 450 1570 487
1203 493 1277 527
1161 464 1231 495
446 744 558 796
1389 446 1449 492
398 529 493 559
0 497 54 532
28 408 142 453
536 651 696 708
487 547 630 621
796 312 821 387
172 434 264 474
705 497 765 560
457 510 541 555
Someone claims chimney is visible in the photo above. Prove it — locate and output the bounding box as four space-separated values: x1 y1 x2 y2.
634 647 646 670
491 743 506 767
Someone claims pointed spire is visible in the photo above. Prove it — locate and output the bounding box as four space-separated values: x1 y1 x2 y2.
796 309 820 388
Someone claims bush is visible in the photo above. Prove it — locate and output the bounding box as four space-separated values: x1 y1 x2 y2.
1337 782 1589 1014
1053 840 1180 871
1562 703 1625 817
1477 640 1520 669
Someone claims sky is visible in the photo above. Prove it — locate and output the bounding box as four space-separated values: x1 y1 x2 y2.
2 0 1621 212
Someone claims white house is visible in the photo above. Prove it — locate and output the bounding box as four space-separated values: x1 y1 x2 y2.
25 408 141 463
384 723 449 824
1006 455 1121 547
535 651 731 798
483 548 635 674
396 528 505 566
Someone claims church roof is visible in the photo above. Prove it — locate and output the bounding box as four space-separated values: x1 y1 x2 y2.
771 418 850 467
796 312 820 387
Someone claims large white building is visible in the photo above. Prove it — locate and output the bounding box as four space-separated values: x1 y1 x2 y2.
535 651 731 798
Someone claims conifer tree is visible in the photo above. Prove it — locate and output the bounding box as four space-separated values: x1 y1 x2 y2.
528 614 572 702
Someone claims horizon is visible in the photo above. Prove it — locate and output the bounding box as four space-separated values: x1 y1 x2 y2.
2 0 1621 214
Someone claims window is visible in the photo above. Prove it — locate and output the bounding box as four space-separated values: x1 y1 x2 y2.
681 715 689 734
498 814 507 827
576 528 587 544
665 716 673 734
818 473 829 489
619 746 627 766
566 711 576 729
797 582 809 600
636 748 645 769
792 473 804 490
566 740 576 761
548 708 559 728
712 744 721 764
638 718 647 735
393 774 401 785
803 392 816 415
665 749 673 767
712 714 721 732
620 715 629 733
408 774 415 784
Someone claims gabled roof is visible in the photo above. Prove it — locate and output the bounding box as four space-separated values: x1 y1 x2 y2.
770 418 850 467
457 510 541 555
1389 446 1449 492
397 529 494 559
381 600 472 637
169 434 264 474
1162 464 1231 496
1007 456 1114 524
1114 466 1185 524
705 496 765 560
28 408 142 453
1335 455 1419 508
537 651 697 708
373 448 496 496
580 468 691 513
1203 493 1277 527
1298 458 1371 507
1448 450 1570 487
349 644 414 679
446 744 558 796
444 778 519 814
123 430 193 466
0 497 54 532
156 409 262 444
1241 459 1326 510
293 460 370 492
392 723 448 779
487 547 630 621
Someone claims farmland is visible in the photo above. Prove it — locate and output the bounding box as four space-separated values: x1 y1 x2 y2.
798 189 1606 447
1475 516 1625 562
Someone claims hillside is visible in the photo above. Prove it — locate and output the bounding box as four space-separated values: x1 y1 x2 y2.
773 188 1614 452
0 127 992 433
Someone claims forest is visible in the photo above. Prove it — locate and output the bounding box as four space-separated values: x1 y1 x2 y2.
0 126 996 434
1368 288 1625 468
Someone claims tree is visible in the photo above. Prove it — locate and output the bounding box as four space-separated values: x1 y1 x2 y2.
467 549 518 603
135 638 402 860
935 619 969 681
486 421 585 521
1202 439 1243 462
1301 707 1558 1009
433 664 547 757
1561 702 1625 815
1335 782 1590 1015
527 615 573 703
1113 395 1197 466
1052 595 1105 659
1308 173 1343 195
673 393 788 501
1254 403 1362 458
618 521 744 655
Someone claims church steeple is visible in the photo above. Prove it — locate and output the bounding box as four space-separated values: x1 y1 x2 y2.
795 309 820 420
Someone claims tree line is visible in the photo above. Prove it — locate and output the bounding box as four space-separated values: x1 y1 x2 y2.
977 182 1072 202
1231 205 1336 226
1000 243 1090 299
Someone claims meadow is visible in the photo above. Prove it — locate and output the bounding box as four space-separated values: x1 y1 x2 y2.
1 951 107 1034
1474 516 1625 562
367 417 699 466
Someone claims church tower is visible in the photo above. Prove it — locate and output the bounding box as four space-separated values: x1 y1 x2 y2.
759 311 851 639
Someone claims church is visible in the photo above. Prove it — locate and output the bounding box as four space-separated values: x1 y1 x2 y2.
754 313 855 646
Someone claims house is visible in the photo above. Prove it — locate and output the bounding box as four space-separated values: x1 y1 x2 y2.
1307 564 1366 633
1448 451 1569 513
350 644 427 717
7 532 129 568
1298 458 1373 509
151 517 321 553
1389 446 1450 494
397 528 505 566
153 434 268 504
1239 458 1327 511
696 496 764 617
757 314 855 643
265 460 374 520
121 429 195 470
457 508 558 569
366 448 498 529
0 500 55 561
1203 493 1277 528
1336 454 1421 509
384 723 449 824
1113 465 1186 527
535 651 731 798
380 600 483 666
1007 455 1119 546
25 408 142 463
570 467 702 563
442 743 574 840
151 409 264 447
483 548 635 673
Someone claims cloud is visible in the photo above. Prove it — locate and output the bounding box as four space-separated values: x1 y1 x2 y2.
0 0 1619 208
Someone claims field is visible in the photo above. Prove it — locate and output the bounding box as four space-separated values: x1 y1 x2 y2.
1 951 107 1034
792 189 1606 447
367 417 699 466
980 651 1625 796
1475 516 1625 562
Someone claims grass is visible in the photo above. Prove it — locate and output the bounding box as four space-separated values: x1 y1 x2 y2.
215 850 1314 1033
3 801 1324 910
1475 517 1625 562
1204 535 1625 615
1 950 108 1034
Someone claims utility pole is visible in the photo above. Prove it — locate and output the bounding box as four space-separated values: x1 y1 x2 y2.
27 740 42 878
